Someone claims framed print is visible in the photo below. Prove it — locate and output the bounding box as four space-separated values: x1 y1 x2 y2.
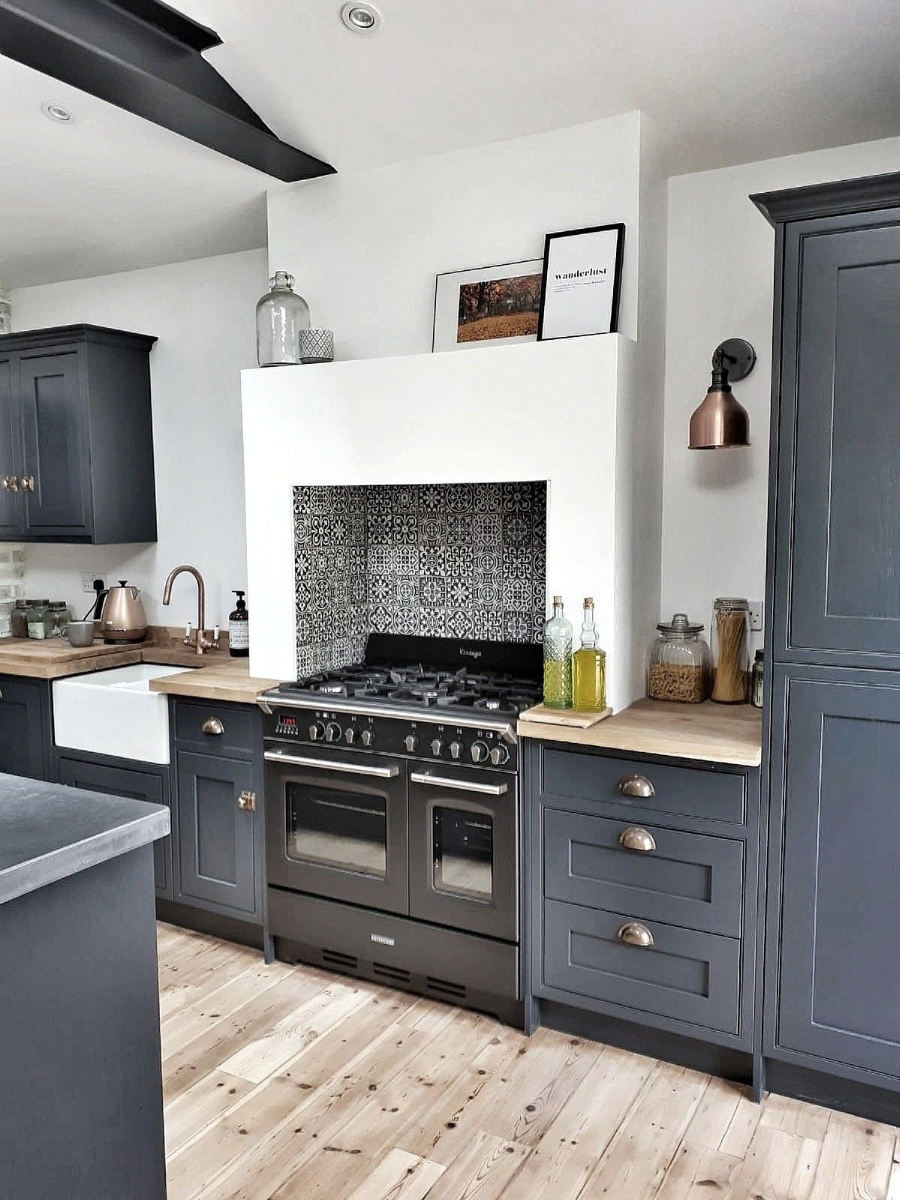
537 224 625 341
432 259 543 352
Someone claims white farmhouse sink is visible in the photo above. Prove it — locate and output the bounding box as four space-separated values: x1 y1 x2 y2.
53 664 189 765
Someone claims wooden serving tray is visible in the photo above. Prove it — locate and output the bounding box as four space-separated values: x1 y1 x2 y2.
518 704 612 728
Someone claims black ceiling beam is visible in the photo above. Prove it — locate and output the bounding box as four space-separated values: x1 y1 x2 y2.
0 0 335 182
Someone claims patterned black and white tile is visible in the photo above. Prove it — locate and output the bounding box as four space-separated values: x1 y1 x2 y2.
293 481 547 674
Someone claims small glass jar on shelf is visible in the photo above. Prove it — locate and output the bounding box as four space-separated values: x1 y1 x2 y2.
256 271 311 366
648 613 711 703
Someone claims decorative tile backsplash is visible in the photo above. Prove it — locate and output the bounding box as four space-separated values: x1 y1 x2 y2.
293 481 547 675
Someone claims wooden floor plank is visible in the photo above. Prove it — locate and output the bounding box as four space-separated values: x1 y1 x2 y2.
157 925 900 1200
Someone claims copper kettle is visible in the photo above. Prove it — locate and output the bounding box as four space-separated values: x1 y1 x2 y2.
99 580 148 644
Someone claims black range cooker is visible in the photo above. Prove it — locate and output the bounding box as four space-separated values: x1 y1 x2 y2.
258 633 542 1026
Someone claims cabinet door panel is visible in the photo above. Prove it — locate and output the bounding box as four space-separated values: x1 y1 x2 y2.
773 666 900 1076
0 352 23 536
57 756 171 897
19 349 92 537
177 751 258 916
0 676 46 779
776 215 900 664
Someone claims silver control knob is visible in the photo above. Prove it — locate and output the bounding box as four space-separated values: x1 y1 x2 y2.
470 740 489 764
404 733 418 753
449 740 464 761
344 727 356 746
430 737 444 757
325 722 342 743
360 728 375 748
308 721 325 742
490 744 510 767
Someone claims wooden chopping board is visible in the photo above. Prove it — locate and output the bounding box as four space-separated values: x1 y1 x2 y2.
519 703 612 728
0 638 131 664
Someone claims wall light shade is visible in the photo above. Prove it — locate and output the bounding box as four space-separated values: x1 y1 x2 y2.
689 338 755 449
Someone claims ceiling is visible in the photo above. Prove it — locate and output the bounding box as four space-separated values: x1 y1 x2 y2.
1 0 898 288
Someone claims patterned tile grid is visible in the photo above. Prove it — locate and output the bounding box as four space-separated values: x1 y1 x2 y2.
293 482 547 674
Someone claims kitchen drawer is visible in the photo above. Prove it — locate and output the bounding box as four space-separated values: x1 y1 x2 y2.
542 899 741 1035
541 747 745 826
544 808 744 937
174 700 257 756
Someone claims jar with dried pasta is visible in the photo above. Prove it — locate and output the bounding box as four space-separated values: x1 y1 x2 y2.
710 597 750 704
648 613 711 703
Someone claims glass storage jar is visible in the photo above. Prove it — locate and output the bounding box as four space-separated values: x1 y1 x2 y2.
48 602 70 637
26 599 52 640
648 613 711 703
10 599 30 638
256 271 310 366
710 597 751 703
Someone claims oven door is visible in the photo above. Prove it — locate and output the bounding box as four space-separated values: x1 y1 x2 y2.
265 746 409 915
408 766 517 942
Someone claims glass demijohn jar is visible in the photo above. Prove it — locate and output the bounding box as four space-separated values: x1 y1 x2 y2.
648 613 711 703
543 595 573 709
710 597 751 703
572 597 606 711
256 271 311 366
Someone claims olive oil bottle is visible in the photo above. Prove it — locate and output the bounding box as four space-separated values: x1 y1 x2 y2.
543 595 573 708
572 597 606 711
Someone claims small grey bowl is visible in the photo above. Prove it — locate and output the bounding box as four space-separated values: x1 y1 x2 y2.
67 621 96 647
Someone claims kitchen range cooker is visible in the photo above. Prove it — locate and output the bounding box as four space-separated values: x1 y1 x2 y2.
258 633 542 1026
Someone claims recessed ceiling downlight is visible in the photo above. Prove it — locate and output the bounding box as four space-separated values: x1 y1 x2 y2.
41 101 73 123
341 2 380 32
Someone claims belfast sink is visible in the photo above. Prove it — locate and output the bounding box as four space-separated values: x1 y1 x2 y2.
52 664 190 765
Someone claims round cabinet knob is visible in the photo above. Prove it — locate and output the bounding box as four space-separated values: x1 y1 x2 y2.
360 728 375 748
430 737 444 757
344 727 356 745
489 744 510 767
404 733 418 753
308 721 325 741
449 740 464 761
325 722 342 743
470 741 489 764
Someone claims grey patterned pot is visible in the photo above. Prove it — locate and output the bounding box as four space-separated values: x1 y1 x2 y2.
298 328 335 364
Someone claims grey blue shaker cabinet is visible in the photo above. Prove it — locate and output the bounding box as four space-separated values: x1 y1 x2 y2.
0 324 158 543
0 674 51 780
754 170 900 1121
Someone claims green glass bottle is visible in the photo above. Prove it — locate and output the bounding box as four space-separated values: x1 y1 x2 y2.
543 595 573 709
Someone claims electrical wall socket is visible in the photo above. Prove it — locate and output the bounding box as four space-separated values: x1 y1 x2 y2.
81 573 106 595
749 600 764 632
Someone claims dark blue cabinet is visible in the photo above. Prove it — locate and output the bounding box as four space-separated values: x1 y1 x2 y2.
769 666 900 1080
57 754 173 899
0 675 49 780
0 325 157 544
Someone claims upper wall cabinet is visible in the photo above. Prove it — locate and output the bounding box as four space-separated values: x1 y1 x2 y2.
755 186 900 667
0 325 158 544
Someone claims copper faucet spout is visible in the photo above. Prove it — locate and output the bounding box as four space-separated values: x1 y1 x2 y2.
162 564 211 655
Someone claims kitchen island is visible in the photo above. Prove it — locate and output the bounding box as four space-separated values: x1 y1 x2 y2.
0 773 169 1200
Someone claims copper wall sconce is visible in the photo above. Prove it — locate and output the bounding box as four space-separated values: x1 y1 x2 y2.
689 338 757 449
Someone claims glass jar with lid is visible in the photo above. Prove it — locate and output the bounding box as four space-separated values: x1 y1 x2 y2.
710 597 751 703
26 599 52 640
11 599 30 639
48 602 70 637
648 613 711 703
256 271 311 366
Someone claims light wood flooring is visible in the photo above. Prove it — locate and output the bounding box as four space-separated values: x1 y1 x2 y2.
159 922 900 1199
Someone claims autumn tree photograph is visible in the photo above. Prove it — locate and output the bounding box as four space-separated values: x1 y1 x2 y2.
456 272 542 342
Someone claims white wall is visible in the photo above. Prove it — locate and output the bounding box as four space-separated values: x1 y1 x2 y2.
11 249 267 628
242 335 647 710
661 136 900 646
266 113 643 357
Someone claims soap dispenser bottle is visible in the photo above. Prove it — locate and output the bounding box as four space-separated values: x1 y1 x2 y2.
229 591 249 658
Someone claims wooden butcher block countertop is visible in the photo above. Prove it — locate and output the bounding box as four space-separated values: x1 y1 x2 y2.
518 698 762 767
148 658 279 704
0 638 142 679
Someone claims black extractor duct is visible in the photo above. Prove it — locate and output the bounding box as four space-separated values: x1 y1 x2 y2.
0 0 335 181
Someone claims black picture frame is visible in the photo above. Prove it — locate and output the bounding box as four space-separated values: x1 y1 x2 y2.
537 223 625 341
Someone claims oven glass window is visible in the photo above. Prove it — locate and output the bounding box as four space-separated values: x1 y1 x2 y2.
286 784 387 877
433 806 493 902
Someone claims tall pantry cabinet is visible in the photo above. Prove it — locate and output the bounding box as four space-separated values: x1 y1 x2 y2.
754 172 900 1117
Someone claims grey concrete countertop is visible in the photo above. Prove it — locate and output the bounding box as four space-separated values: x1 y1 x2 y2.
0 773 169 905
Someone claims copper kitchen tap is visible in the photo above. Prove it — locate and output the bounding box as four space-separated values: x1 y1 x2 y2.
162 565 218 655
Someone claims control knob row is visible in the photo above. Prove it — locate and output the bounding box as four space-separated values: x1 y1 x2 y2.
426 737 509 766
308 721 374 748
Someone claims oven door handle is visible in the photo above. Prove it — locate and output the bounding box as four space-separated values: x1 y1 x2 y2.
409 770 508 796
264 750 399 778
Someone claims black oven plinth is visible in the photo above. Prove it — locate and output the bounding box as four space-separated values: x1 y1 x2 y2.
267 886 523 1029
